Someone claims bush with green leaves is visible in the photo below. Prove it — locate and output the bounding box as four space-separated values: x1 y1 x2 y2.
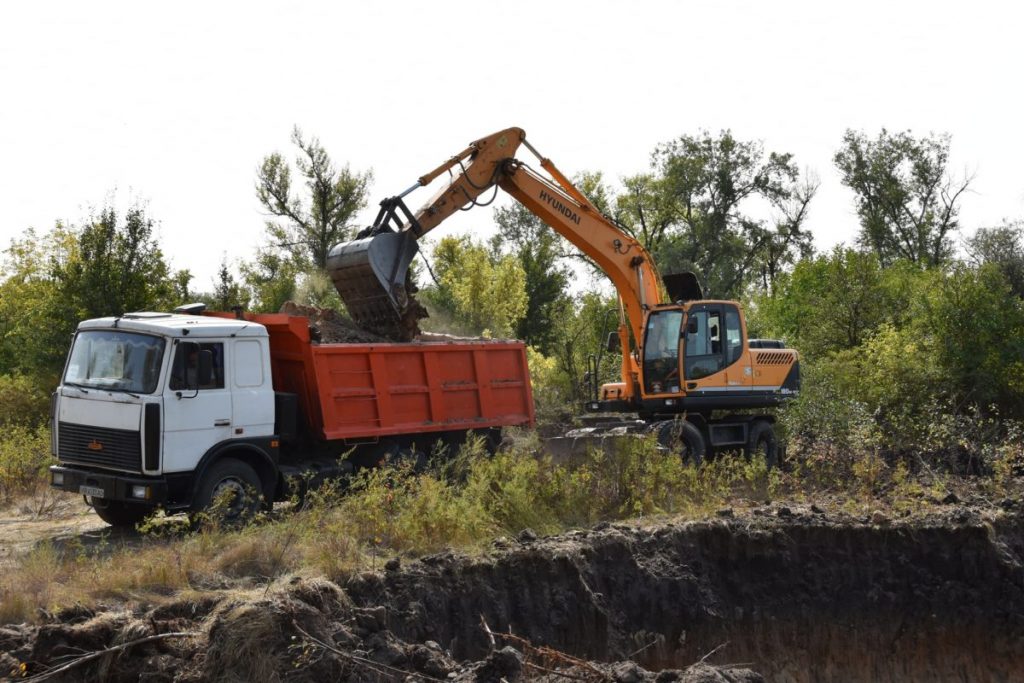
0 424 52 503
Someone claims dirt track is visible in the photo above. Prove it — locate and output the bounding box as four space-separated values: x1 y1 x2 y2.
3 501 1023 682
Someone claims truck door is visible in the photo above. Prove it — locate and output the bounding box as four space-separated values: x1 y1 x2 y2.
683 303 750 391
162 340 233 473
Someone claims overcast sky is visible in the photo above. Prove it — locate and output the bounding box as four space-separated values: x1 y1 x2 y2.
2 0 1022 291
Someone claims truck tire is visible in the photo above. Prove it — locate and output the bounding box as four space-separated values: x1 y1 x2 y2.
191 458 263 525
91 499 152 528
653 419 706 465
747 421 778 469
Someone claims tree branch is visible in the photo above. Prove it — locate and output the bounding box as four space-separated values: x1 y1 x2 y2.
25 632 199 682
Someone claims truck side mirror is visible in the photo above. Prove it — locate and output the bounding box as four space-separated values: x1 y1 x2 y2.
197 350 214 387
606 331 620 353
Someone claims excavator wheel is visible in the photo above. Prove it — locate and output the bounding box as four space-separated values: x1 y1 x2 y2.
746 420 778 469
652 419 706 466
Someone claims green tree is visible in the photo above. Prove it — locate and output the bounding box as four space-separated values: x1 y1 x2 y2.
834 128 971 267
490 204 571 354
617 131 814 298
51 206 180 319
256 126 373 269
753 247 919 358
239 247 299 313
1 205 185 379
915 263 1024 414
203 257 250 312
965 220 1024 297
421 236 527 337
0 228 71 377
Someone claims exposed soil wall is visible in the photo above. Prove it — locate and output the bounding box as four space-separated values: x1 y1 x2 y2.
345 508 1024 682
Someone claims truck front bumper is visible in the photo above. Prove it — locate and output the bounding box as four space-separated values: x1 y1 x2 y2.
49 465 168 507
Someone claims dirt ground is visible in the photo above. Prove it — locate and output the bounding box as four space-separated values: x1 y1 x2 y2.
0 496 107 572
2 498 1022 682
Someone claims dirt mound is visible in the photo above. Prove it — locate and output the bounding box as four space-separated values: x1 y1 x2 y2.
279 300 500 345
279 301 392 344
5 507 1023 681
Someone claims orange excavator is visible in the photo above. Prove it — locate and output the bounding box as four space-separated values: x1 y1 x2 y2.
327 128 799 463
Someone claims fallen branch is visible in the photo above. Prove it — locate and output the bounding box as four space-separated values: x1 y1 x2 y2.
494 630 612 682
696 641 729 665
480 614 496 650
25 631 199 682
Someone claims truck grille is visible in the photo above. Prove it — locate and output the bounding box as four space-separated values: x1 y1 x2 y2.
58 422 141 473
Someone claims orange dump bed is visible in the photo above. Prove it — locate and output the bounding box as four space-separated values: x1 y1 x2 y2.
251 314 534 441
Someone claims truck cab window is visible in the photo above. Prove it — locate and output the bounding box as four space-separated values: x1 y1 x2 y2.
170 342 225 390
643 310 683 394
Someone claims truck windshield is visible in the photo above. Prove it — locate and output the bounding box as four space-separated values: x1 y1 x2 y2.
64 330 166 394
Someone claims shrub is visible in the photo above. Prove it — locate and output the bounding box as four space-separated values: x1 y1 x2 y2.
0 423 52 503
0 373 50 428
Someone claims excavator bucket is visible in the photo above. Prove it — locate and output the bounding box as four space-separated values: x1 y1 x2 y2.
326 231 419 334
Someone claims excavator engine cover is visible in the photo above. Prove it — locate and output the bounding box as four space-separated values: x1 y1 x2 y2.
326 231 419 334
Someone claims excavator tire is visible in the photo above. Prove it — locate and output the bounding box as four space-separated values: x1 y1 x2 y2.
746 420 778 469
652 419 706 466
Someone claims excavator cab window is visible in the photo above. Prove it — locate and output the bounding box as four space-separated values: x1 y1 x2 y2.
642 310 683 394
684 304 743 380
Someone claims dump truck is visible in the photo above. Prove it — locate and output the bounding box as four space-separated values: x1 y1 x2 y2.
48 306 534 526
327 127 800 464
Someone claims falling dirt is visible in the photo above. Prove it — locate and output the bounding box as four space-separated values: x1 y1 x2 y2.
4 503 1024 682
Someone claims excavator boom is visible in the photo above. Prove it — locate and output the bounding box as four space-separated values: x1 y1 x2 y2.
327 128 663 360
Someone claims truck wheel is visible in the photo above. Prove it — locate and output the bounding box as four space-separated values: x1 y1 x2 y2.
191 458 263 525
653 420 706 465
747 421 778 469
91 499 152 528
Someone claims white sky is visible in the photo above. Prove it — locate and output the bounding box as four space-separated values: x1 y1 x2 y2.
2 0 1022 291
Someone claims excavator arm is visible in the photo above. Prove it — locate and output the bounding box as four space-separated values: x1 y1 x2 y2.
326 127 667 402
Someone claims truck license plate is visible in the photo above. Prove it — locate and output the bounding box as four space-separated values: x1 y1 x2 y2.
79 485 105 498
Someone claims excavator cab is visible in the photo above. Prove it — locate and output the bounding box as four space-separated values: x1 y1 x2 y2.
642 308 685 395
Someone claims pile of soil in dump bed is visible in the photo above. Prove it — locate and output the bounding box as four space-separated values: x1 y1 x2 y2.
280 301 393 344
279 301 505 345
5 502 1024 682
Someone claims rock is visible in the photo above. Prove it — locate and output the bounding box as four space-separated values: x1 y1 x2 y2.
517 528 538 543
613 660 644 683
474 646 523 682
354 606 388 633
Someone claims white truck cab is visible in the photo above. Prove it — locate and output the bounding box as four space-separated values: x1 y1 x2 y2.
50 310 279 526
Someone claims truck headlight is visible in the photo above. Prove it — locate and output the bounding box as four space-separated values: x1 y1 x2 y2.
52 471 64 486
131 485 150 500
